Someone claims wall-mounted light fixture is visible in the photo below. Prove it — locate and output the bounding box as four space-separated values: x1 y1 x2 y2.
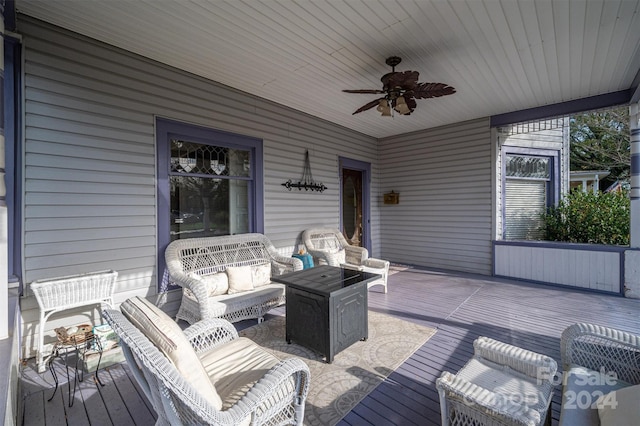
383 191 399 204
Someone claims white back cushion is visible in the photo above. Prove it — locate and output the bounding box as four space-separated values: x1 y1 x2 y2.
120 296 223 410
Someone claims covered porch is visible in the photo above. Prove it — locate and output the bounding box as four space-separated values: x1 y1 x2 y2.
18 267 640 425
1 1 640 425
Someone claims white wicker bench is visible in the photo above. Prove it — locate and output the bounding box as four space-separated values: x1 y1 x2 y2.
30 270 118 373
165 234 303 325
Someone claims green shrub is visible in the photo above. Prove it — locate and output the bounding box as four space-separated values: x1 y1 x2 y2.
540 190 629 245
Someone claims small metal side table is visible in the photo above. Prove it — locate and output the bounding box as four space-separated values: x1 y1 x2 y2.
47 325 104 407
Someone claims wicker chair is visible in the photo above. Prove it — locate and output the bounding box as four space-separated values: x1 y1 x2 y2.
302 228 390 293
103 297 310 426
559 323 640 426
436 337 558 426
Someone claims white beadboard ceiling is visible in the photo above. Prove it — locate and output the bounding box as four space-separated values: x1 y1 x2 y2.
15 0 640 139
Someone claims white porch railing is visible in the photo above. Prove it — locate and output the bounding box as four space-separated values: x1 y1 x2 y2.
493 240 625 295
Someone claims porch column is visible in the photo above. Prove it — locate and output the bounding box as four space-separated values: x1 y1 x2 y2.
0 2 7 338
625 102 640 298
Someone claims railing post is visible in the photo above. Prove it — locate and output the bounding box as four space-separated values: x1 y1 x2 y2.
625 102 640 298
0 1 9 340
630 103 640 248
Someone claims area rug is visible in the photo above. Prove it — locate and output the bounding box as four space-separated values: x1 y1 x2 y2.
239 311 436 426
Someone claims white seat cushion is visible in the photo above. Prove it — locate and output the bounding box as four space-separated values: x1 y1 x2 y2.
456 357 546 406
120 296 223 410
597 384 640 426
198 337 290 409
559 365 631 426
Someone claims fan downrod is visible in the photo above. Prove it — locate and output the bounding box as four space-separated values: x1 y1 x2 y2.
385 56 402 70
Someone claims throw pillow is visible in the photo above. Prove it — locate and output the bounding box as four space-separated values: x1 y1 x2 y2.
187 272 230 296
120 296 223 410
597 384 640 426
226 265 254 294
251 263 271 287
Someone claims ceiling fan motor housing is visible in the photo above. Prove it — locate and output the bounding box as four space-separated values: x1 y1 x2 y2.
385 56 402 69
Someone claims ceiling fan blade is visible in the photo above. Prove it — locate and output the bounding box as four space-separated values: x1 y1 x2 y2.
352 97 385 115
412 82 456 99
404 96 417 114
383 71 419 90
343 89 386 94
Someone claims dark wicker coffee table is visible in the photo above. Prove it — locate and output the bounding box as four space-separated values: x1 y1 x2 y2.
272 265 380 363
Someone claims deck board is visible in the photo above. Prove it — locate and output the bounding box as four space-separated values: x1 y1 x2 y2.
19 265 640 425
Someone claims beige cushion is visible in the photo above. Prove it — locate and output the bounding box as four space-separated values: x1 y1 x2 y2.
188 272 229 296
120 296 223 410
226 265 254 294
251 263 271 287
198 337 288 409
330 248 346 264
597 384 640 426
560 365 630 426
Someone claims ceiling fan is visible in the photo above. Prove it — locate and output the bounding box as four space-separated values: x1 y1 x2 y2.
343 56 456 116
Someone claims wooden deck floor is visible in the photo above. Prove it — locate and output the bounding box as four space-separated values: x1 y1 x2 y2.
19 265 640 425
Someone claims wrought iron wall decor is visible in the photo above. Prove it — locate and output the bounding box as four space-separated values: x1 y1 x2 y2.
282 150 327 193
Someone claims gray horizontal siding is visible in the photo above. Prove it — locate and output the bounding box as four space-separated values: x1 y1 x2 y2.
19 15 379 356
378 118 493 275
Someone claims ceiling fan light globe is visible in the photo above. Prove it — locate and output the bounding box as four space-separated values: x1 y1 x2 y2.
376 99 391 116
394 96 411 115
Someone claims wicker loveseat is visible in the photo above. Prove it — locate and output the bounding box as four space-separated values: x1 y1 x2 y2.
166 234 303 325
103 296 310 426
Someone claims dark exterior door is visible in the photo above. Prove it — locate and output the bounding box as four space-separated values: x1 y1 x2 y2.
342 168 363 247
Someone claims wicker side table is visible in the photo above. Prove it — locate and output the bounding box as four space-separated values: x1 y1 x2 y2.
437 337 558 426
30 270 117 373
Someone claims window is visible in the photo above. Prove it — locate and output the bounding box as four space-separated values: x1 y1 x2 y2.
503 154 555 240
156 118 263 290
170 140 252 239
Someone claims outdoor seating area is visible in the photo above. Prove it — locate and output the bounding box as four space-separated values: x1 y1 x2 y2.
18 266 640 425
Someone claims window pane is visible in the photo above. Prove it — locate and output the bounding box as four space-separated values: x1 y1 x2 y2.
505 155 550 179
170 140 250 177
504 180 546 240
170 176 249 240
